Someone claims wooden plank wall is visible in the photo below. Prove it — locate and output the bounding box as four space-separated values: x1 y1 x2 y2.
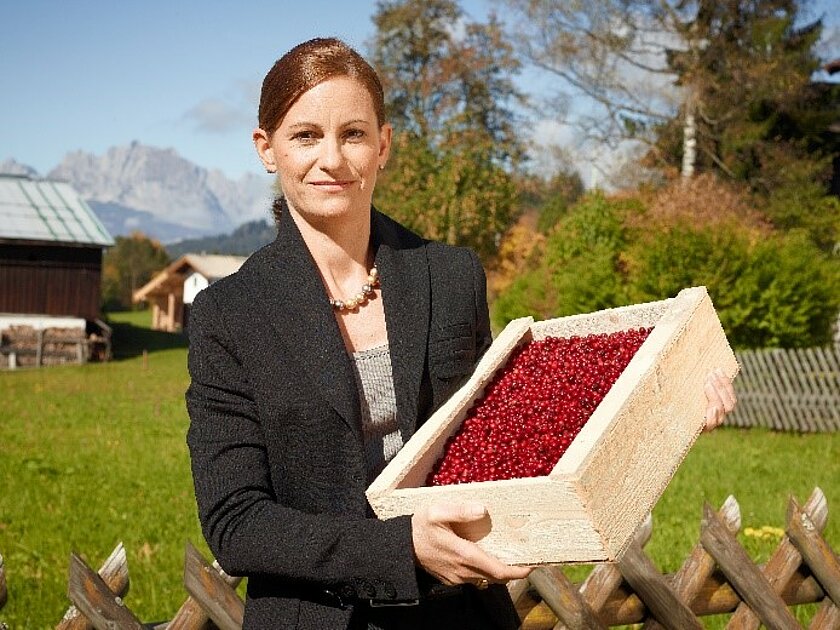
727 345 840 432
0 244 103 321
0 264 102 321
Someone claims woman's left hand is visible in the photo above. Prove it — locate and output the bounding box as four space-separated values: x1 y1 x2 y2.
703 368 736 431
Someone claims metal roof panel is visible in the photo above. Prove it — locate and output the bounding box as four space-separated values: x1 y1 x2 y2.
0 176 114 246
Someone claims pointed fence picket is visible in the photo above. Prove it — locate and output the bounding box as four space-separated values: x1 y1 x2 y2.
515 488 839 629
0 552 7 612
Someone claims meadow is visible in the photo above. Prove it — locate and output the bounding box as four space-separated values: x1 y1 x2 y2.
0 310 837 628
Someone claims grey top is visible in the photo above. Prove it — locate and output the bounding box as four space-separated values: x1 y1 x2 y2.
350 343 403 484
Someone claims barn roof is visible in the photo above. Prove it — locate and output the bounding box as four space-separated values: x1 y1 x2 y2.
133 253 247 302
0 174 114 247
182 253 248 280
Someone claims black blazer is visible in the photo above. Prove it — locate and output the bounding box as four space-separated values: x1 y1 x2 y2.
186 205 520 629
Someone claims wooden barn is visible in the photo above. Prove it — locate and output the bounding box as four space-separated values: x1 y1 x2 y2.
0 174 114 366
133 254 246 332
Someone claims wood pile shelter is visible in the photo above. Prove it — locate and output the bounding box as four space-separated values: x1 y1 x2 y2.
0 174 114 367
133 254 246 332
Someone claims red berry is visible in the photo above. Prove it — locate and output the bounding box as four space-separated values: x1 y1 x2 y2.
427 327 653 486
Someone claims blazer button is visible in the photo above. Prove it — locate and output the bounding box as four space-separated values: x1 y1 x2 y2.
358 579 376 599
339 584 357 601
384 583 397 599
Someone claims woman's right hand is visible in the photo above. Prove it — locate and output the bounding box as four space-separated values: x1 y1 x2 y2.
411 501 532 586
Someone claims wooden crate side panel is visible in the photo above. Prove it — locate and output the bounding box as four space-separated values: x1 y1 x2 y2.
553 288 707 476
530 299 671 341
368 477 605 564
576 293 738 559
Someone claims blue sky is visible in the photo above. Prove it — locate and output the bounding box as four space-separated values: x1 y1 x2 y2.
1 0 837 181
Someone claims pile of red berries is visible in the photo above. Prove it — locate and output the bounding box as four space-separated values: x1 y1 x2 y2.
427 327 653 486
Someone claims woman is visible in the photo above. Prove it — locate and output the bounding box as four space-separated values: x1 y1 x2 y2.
186 38 735 629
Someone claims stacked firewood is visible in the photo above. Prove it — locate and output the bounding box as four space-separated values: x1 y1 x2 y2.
1 326 88 367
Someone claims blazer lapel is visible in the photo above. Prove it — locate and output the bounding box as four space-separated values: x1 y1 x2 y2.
373 210 431 441
251 207 363 441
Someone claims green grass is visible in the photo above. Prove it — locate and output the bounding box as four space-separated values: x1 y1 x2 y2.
0 311 838 628
0 310 200 628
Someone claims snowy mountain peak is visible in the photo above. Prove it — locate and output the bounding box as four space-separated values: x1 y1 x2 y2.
46 143 272 241
0 158 40 178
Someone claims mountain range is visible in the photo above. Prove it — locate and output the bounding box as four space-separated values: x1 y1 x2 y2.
165 219 277 259
1 142 275 243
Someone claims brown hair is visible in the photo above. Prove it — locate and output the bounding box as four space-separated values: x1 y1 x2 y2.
258 37 386 136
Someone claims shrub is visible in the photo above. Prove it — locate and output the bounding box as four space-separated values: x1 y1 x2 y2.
491 193 639 329
492 179 839 349
625 223 839 348
491 266 555 331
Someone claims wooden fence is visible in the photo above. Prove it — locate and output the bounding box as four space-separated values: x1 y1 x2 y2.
727 345 840 432
514 487 840 629
0 488 833 629
0 551 6 630
0 552 6 612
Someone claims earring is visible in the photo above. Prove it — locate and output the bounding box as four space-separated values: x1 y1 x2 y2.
378 164 385 171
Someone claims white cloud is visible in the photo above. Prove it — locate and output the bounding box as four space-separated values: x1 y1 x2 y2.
817 23 840 67
234 78 262 109
183 98 252 134
526 118 653 189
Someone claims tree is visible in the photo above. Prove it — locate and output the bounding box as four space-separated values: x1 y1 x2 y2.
653 1 839 248
371 0 461 139
501 0 683 160
102 232 170 311
626 223 839 348
374 131 517 261
502 0 833 186
370 0 525 260
492 193 639 330
526 170 586 234
657 2 826 169
371 0 525 163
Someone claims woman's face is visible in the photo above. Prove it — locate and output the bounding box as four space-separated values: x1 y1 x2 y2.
254 77 391 225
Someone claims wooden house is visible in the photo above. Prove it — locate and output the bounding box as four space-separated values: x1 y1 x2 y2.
0 174 114 366
132 254 246 332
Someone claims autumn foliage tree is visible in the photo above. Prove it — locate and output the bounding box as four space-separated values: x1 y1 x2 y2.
102 232 170 311
370 0 525 261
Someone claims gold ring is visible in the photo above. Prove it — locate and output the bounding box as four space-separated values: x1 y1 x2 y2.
474 578 489 590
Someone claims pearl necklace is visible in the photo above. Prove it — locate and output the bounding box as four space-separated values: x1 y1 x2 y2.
330 266 380 312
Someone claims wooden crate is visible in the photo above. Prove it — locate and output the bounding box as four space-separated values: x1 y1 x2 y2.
367 287 739 565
